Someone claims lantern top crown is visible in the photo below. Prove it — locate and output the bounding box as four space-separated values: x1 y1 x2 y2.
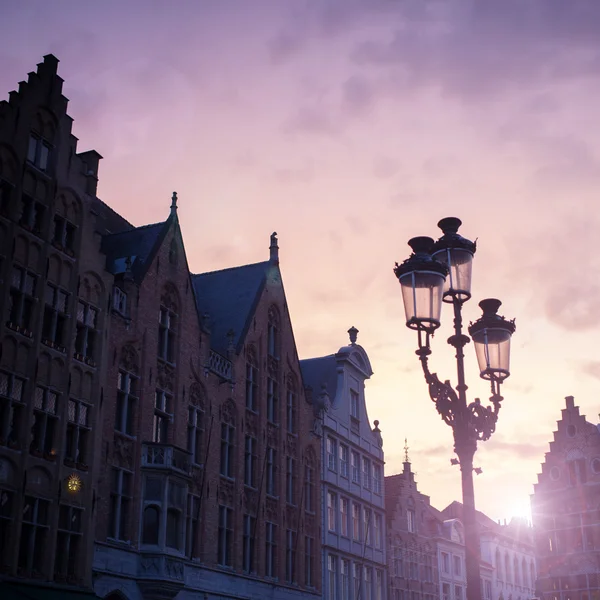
469 298 516 336
433 217 477 254
394 236 448 279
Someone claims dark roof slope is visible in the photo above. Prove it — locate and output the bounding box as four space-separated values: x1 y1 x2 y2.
91 196 133 235
101 221 167 281
191 261 270 355
300 354 338 398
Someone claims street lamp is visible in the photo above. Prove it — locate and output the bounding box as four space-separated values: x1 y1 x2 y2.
393 217 515 600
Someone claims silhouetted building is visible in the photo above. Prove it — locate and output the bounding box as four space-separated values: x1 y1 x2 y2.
531 396 600 600
301 329 387 600
0 55 322 600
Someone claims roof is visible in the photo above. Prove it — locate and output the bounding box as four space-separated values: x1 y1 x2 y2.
191 261 271 355
90 196 133 235
300 354 338 399
101 221 167 281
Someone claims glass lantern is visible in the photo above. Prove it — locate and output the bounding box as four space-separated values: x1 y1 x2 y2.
468 299 516 381
432 217 476 303
394 236 448 333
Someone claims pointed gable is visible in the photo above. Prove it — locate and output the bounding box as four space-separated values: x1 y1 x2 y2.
191 261 271 355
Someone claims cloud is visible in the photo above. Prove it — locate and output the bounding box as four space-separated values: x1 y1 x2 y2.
342 75 376 116
581 361 600 381
373 156 400 179
283 106 340 137
267 32 305 65
272 163 314 184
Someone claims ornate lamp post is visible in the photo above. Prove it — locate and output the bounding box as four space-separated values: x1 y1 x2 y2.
394 217 515 600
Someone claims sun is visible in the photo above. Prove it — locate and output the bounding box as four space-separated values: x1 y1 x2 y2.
506 498 532 524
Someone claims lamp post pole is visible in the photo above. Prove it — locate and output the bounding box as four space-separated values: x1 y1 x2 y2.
394 218 516 600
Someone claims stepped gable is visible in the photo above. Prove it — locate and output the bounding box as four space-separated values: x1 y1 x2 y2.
191 261 271 355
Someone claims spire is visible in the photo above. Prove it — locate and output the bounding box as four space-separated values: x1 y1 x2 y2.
269 232 279 264
404 438 410 463
348 326 358 345
170 191 178 216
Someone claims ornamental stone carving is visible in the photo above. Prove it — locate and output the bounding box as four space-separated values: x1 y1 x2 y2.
265 496 278 522
157 360 175 392
286 433 297 457
243 488 258 513
113 434 133 469
245 411 258 438
140 556 160 575
220 399 236 426
267 422 279 447
218 478 234 506
120 345 139 375
165 559 184 580
161 284 179 312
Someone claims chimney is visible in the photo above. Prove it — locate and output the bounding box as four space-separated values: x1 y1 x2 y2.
269 232 279 264
565 396 575 410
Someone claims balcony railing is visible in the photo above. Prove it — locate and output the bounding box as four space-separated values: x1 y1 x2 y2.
207 350 233 380
142 443 191 476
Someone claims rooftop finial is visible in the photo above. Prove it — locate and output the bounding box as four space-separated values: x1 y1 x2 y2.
348 326 358 345
170 191 178 216
269 232 279 264
404 438 410 463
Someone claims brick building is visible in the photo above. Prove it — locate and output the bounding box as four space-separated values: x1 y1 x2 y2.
531 396 600 600
0 55 322 600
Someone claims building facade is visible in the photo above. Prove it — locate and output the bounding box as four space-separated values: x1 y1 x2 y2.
531 396 600 600
1 55 322 600
385 458 439 600
301 329 387 600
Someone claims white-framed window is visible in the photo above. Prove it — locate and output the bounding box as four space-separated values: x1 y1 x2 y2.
113 287 127 315
454 554 462 576
350 390 359 417
353 502 361 540
8 265 37 332
218 505 233 566
42 283 69 349
65 398 91 465
27 133 51 171
286 456 296 505
153 389 172 443
351 450 360 483
340 497 349 537
363 456 371 489
116 370 137 436
327 436 337 471
158 306 177 363
328 554 337 598
266 447 277 496
407 508 416 533
31 385 59 456
243 514 256 573
245 357 258 411
220 422 235 478
354 563 362 598
339 444 349 477
455 585 463 600
441 551 449 573
373 464 382 494
244 435 258 487
0 369 25 445
19 194 45 234
188 404 204 465
55 504 83 578
364 566 373 600
75 300 98 362
327 491 336 531
18 496 50 575
285 529 296 583
364 507 372 545
374 513 383 548
442 583 450 600
341 558 350 599
109 468 132 541
375 569 383 600
305 535 315 587
265 521 277 577
267 377 279 423
51 214 76 252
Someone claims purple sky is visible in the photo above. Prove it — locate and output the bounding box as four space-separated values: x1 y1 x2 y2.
3 0 600 521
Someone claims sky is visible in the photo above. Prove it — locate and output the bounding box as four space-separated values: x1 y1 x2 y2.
2 0 600 523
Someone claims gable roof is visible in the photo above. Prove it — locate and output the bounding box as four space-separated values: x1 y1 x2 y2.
101 220 168 282
191 261 271 355
300 354 338 400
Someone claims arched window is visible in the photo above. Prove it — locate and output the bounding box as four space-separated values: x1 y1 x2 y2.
286 374 297 434
220 400 236 478
267 305 280 358
505 553 511 583
514 556 520 585
188 384 205 465
245 346 258 412
166 508 181 549
142 505 160 545
159 285 178 364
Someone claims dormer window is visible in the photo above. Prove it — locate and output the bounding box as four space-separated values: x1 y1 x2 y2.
27 134 51 172
350 390 359 419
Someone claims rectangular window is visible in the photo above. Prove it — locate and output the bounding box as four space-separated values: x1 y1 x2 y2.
243 514 256 573
0 370 25 445
351 451 360 484
8 265 37 333
453 554 462 576
286 456 296 505
65 398 91 466
340 497 349 537
455 585 463 600
109 468 132 541
286 387 296 434
350 390 359 417
55 505 83 579
113 287 127 315
394 547 403 577
267 377 278 423
339 444 349 478
115 371 137 436
362 457 371 489
217 506 233 566
244 436 257 487
74 301 97 363
327 491 336 531
31 385 58 456
186 494 200 558
27 133 51 171
245 361 258 411
354 563 362 598
407 508 416 533
265 521 277 577
18 496 50 575
341 558 350 599
364 507 372 545
220 423 235 478
42 284 69 350
158 307 176 363
286 529 296 583
376 570 383 600
373 464 382 494
0 488 14 567
305 536 314 587
364 567 373 600
442 583 450 600
327 436 337 471
328 554 337 598
51 215 76 252
374 513 383 549
187 404 204 464
153 389 172 443
441 552 449 573
19 194 45 234
353 502 361 540
266 447 277 496
0 180 12 216
304 464 314 512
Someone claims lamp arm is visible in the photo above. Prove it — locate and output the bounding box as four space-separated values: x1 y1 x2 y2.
466 388 503 442
417 347 461 428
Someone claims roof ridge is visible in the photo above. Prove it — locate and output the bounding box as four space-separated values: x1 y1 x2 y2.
92 196 134 228
192 260 270 278
103 220 166 239
299 354 336 363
